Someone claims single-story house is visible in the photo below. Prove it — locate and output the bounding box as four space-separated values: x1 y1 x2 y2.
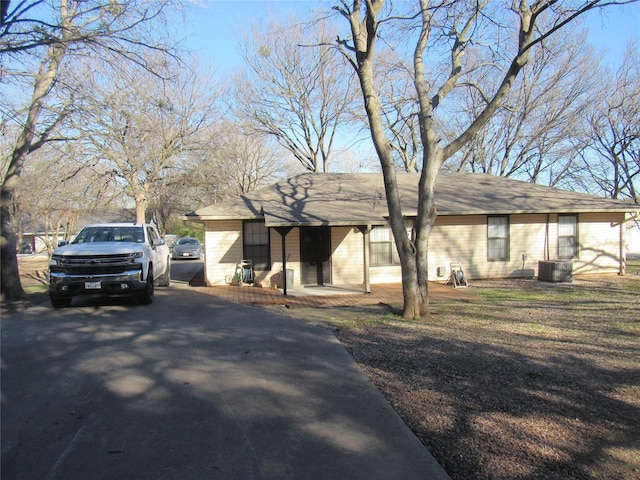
19 231 66 254
185 172 638 290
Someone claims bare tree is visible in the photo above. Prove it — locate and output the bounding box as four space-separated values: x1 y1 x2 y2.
146 120 285 233
75 54 220 225
234 15 357 173
334 0 637 320
579 43 639 202
214 123 285 194
370 52 423 172
16 142 121 254
448 29 599 190
1 0 176 300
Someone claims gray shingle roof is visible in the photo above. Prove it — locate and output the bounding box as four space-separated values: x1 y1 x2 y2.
186 172 636 226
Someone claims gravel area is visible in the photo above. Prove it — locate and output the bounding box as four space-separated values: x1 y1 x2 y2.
265 275 640 480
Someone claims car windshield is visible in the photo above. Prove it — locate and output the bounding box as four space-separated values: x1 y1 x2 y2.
178 238 198 245
72 226 144 244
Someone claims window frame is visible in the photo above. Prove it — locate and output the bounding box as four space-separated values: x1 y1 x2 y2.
370 226 398 266
487 215 510 261
242 220 271 270
369 225 412 266
557 214 579 259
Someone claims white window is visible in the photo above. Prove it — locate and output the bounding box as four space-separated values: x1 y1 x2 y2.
488 216 509 261
558 214 578 258
370 226 400 265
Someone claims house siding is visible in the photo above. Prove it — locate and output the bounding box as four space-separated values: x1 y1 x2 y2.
331 227 362 284
203 220 243 285
429 215 485 280
429 213 623 279
266 226 366 286
202 212 624 286
204 222 304 287
263 228 301 288
573 212 624 274
627 214 640 255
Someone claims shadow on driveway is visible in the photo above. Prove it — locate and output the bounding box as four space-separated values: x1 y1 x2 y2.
1 285 448 479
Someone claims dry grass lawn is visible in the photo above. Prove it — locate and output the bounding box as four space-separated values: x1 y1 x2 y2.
266 272 640 480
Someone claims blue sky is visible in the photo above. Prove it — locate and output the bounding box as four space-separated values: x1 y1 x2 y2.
183 1 321 69
182 0 640 73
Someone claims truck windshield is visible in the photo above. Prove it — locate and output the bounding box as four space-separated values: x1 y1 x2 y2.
73 227 144 244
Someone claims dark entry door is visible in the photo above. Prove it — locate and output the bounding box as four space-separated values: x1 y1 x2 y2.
300 227 331 285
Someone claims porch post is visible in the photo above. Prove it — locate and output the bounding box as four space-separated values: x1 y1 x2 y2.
357 225 372 293
275 226 293 295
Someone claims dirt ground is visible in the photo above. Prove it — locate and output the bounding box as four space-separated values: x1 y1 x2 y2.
16 254 50 289
12 255 640 479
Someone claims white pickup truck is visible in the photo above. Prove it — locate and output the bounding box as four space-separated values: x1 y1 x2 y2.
49 223 171 308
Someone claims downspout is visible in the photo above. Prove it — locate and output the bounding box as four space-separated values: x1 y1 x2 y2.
545 214 550 260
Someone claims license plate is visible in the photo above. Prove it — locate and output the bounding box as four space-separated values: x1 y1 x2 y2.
182 253 190 257
85 281 101 289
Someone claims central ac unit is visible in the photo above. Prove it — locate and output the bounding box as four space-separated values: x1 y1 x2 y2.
538 260 573 282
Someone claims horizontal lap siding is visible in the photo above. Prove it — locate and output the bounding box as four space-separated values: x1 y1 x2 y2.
203 212 623 286
574 213 623 274
429 213 623 279
370 265 402 283
430 214 547 280
374 215 549 282
205 223 303 287
429 215 485 280
627 216 640 254
331 227 363 284
204 220 243 285
507 214 548 278
263 228 301 287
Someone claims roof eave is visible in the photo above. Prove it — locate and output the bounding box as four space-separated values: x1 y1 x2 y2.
183 214 265 222
264 220 388 228
437 208 635 216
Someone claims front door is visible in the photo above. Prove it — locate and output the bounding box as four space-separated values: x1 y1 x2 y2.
300 227 331 285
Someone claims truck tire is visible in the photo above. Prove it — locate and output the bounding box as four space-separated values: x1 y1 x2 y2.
139 266 154 304
50 295 72 309
158 258 171 287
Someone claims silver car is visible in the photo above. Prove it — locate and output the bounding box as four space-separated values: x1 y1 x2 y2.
172 237 202 260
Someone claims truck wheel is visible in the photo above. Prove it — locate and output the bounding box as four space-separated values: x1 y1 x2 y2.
50 295 72 309
159 259 171 287
139 266 154 304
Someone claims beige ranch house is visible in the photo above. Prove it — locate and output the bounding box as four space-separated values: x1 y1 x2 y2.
186 172 636 290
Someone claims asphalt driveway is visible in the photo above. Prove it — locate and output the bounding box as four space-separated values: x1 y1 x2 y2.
1 284 448 479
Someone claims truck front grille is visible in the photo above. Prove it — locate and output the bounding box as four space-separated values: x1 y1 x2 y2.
57 255 142 276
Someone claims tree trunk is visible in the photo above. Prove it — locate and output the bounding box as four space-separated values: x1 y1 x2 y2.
127 171 148 224
1 191 23 301
0 45 64 301
135 195 147 224
348 3 429 320
337 0 610 319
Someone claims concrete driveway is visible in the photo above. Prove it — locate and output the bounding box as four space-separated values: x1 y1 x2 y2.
1 284 448 479
170 259 204 284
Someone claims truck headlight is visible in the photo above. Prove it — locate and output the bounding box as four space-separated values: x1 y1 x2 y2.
128 251 144 261
49 255 62 267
